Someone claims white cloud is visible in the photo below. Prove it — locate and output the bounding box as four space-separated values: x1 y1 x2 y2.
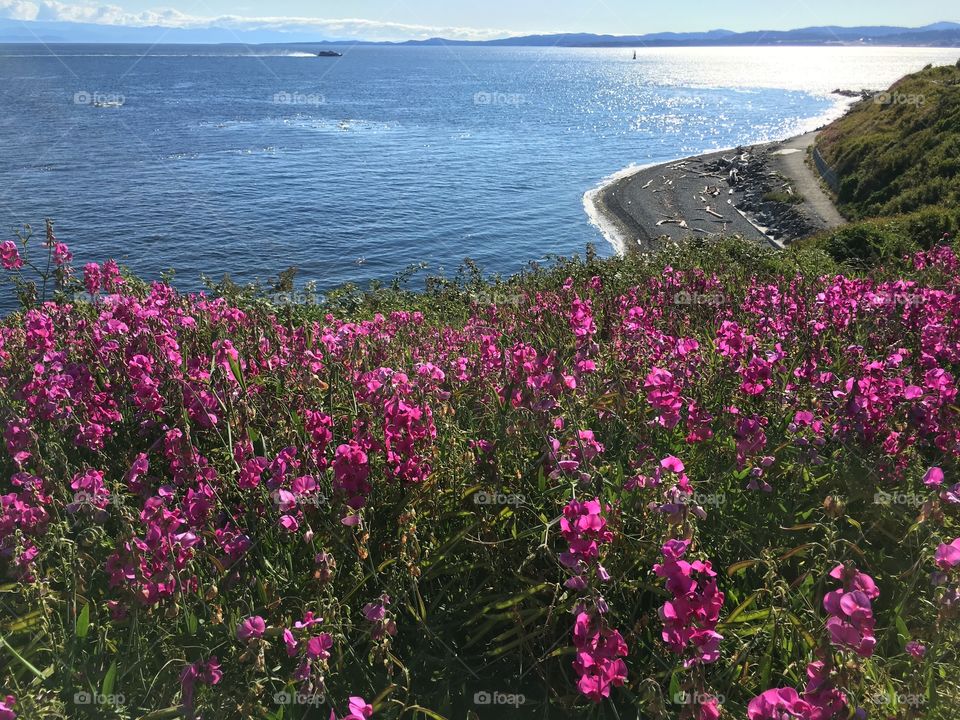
0 0 520 41
0 0 40 21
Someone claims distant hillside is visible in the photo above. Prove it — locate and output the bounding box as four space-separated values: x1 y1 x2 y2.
1 18 959 46
816 61 960 219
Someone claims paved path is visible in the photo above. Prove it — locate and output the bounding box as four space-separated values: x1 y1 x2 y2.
768 132 846 229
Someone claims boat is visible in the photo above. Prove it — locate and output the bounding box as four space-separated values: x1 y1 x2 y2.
317 50 343 57
633 50 637 60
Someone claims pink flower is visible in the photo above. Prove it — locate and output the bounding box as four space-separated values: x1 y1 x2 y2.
698 696 721 720
363 600 386 622
750 660 846 719
747 688 808 719
345 696 374 720
0 695 15 720
660 456 685 474
0 241 22 271
236 615 266 642
906 640 926 661
558 498 614 588
294 611 322 629
644 367 684 428
363 596 397 640
283 628 298 657
823 565 878 657
83 262 102 294
306 633 333 660
935 538 960 570
52 242 72 265
333 442 371 509
180 658 221 718
924 467 945 487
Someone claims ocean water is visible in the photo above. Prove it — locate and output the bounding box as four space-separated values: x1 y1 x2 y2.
0 44 956 304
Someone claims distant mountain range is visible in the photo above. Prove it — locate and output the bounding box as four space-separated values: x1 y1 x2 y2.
0 19 958 47
395 24 960 47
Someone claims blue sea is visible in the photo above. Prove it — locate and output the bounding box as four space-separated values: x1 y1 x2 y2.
0 44 956 304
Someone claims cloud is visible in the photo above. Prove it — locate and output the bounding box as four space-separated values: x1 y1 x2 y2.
0 0 519 40
0 0 40 21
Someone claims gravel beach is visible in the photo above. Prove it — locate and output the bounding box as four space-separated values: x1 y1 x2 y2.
589 131 846 253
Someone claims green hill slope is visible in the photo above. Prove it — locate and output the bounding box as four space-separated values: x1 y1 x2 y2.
815 61 960 220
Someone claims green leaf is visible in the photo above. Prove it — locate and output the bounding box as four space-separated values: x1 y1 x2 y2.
759 619 777 689
727 559 759 576
402 706 447 720
228 354 246 391
0 634 46 680
668 670 681 705
186 610 198 636
101 660 117 698
724 591 760 623
76 603 90 639
785 612 816 650
894 615 910 644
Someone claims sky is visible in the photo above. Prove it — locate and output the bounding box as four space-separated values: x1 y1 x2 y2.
0 0 956 40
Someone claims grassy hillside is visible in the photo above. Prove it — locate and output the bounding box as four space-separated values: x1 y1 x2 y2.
816 61 960 220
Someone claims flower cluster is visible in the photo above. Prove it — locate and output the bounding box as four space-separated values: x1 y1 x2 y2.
3 231 960 715
654 539 724 667
747 659 846 720
571 609 628 703
559 497 629 701
823 564 879 657
559 498 613 590
933 537 960 618
0 242 21 271
180 657 222 719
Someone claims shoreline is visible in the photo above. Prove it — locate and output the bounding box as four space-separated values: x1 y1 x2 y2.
585 130 850 255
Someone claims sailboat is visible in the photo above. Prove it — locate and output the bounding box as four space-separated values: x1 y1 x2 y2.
633 50 637 60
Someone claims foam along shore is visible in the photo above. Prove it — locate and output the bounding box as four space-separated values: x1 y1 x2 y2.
585 131 846 254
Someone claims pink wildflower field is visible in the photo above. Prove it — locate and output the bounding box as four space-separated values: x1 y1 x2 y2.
1 228 960 719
